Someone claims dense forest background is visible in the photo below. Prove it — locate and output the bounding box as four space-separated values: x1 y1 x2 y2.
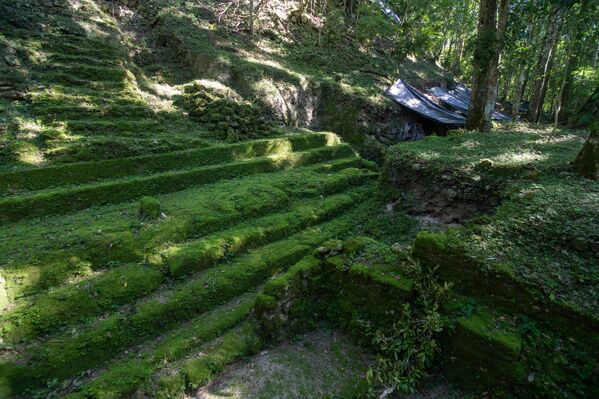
220 0 599 125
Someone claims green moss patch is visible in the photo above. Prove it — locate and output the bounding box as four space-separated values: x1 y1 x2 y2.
412 176 599 347
139 196 162 220
255 237 417 341
1 199 374 394
0 133 337 195
163 188 368 277
151 322 262 398
440 298 598 398
1 187 370 343
0 163 374 304
380 125 589 222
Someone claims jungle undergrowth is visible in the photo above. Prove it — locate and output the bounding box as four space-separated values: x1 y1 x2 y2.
360 263 452 397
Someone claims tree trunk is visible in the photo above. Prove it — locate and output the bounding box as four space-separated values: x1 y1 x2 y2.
575 123 599 179
527 5 565 123
501 66 512 102
558 0 587 123
512 66 525 119
249 0 254 36
466 0 510 132
574 85 599 128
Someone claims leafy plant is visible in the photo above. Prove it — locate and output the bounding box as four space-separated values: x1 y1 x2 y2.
364 264 451 396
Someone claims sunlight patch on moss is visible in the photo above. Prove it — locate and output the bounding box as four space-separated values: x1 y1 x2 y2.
490 150 546 166
459 139 481 149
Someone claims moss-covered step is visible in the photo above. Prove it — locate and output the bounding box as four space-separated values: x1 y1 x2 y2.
42 134 210 165
0 144 356 222
441 298 525 394
37 64 128 82
54 118 165 135
413 229 599 348
46 38 124 59
28 90 145 108
1 187 369 343
0 205 368 393
162 187 370 277
32 72 131 90
31 103 152 119
148 321 261 399
0 166 375 302
255 237 416 340
46 52 124 67
0 133 339 195
61 293 257 399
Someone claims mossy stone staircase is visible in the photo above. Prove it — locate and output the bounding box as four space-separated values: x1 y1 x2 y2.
0 127 378 397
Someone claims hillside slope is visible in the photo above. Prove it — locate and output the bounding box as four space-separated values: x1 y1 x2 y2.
1 0 448 170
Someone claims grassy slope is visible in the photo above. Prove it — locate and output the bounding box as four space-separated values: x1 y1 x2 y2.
0 0 207 170
123 0 446 156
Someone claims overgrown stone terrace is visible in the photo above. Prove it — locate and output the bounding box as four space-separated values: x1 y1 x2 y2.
1 0 597 398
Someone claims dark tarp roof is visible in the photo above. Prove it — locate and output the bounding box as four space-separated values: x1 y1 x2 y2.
385 79 512 127
429 86 511 121
385 79 466 127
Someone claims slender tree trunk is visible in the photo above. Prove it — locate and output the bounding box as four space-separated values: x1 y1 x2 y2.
558 0 586 123
557 49 577 123
466 0 510 132
249 0 254 35
512 66 526 119
528 5 565 123
502 66 512 102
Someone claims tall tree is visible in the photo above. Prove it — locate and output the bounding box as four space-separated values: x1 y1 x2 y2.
465 0 510 132
527 2 566 123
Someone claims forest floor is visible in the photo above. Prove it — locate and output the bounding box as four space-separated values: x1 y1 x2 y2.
193 330 465 399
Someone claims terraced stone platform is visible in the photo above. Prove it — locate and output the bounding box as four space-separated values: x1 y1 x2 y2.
0 129 377 398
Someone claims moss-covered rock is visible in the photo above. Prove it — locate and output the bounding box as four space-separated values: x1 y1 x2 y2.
181 81 275 142
139 196 161 220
